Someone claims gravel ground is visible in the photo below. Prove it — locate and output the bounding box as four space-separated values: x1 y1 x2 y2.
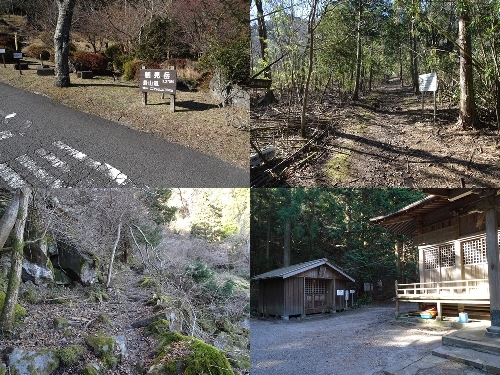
250 302 483 375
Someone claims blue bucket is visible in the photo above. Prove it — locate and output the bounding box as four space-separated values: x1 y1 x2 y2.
458 312 468 323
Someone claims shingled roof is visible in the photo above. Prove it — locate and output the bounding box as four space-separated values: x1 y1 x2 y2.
252 258 355 282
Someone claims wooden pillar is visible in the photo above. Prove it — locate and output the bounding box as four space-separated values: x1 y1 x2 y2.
395 280 400 318
485 200 500 337
142 92 147 105
436 301 442 321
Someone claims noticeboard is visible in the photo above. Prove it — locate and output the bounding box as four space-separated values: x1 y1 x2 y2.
0 49 5 54
336 289 344 296
13 52 23 59
140 69 176 95
419 72 437 92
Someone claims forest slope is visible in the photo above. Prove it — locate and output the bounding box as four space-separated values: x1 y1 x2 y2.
251 80 500 187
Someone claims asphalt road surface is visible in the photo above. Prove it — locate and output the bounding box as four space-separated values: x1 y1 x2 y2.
0 82 248 187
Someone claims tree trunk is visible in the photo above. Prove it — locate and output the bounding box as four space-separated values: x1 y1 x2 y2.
0 191 20 250
352 0 363 101
457 12 478 129
0 188 31 333
255 0 275 103
106 216 123 288
284 216 291 267
300 0 319 138
410 21 420 95
54 0 77 88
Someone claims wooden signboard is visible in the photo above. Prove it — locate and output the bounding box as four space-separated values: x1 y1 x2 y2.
418 72 438 123
140 69 176 95
139 69 177 112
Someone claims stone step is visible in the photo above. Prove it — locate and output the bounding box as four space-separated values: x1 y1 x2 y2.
443 328 500 356
432 345 500 374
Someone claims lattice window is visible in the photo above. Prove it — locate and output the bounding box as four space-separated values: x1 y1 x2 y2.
439 245 455 268
305 279 326 295
424 248 439 269
463 238 487 265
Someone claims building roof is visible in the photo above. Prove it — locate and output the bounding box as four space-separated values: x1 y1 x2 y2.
252 258 355 282
370 189 496 237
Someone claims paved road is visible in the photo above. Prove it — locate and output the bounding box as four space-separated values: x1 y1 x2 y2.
0 83 248 187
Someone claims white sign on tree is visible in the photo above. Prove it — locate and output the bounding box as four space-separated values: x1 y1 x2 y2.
418 72 438 123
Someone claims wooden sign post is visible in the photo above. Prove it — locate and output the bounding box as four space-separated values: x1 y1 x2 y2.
418 72 438 124
0 49 5 68
139 68 177 112
13 52 23 76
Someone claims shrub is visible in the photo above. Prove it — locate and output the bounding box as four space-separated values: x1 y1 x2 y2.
104 44 123 59
112 53 134 73
123 60 142 81
73 52 108 74
24 44 50 60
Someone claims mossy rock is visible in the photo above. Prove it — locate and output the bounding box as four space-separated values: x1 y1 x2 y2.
148 332 234 375
0 363 6 375
8 348 60 375
86 332 118 369
81 363 100 375
0 291 27 321
147 319 170 336
58 344 85 366
53 317 69 330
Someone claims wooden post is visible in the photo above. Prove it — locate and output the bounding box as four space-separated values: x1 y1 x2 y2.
485 198 500 337
17 59 21 76
395 280 400 317
2 53 5 68
142 91 147 105
421 92 424 114
433 90 436 124
436 301 442 321
170 94 175 113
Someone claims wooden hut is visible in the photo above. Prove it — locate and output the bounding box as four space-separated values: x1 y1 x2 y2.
370 189 500 336
252 258 355 319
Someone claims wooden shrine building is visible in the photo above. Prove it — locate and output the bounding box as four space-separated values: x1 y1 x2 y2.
371 189 500 337
252 258 355 319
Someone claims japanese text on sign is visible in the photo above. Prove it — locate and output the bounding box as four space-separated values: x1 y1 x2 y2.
419 72 437 92
139 69 177 95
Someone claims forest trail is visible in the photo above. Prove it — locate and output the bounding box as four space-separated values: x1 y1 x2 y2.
287 79 500 187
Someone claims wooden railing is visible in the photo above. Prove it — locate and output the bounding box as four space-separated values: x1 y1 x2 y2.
396 279 489 297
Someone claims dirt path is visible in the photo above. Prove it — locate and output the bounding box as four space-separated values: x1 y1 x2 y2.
285 80 500 187
250 303 483 375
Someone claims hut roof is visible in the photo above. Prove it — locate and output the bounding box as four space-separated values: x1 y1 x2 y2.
252 258 355 282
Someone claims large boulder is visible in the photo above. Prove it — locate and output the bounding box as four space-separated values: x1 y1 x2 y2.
51 241 98 285
21 259 54 286
8 348 60 375
209 69 250 109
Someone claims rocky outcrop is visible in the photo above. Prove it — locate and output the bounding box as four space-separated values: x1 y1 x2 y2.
8 348 59 375
209 69 250 109
21 259 54 286
51 241 98 285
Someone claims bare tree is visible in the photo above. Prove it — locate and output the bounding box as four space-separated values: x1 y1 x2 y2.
0 188 31 333
54 0 77 87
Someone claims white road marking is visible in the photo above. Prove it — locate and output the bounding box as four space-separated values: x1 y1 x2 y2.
5 113 16 119
16 154 63 188
53 141 128 185
0 163 26 188
0 130 14 140
35 148 71 173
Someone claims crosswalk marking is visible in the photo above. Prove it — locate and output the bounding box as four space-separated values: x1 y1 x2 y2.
53 141 129 185
15 154 63 188
0 130 14 140
0 136 130 187
35 148 71 173
0 163 26 188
